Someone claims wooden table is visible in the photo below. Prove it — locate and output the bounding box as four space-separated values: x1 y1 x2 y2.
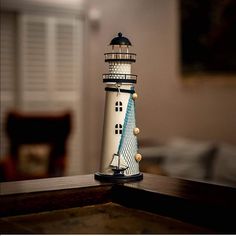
1 173 235 234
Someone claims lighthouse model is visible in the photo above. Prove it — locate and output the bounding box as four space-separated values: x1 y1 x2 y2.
95 33 143 182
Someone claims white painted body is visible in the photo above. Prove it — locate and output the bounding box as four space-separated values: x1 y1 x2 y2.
101 83 132 172
101 62 139 176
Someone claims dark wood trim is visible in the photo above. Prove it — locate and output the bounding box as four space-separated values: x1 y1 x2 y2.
0 174 113 217
1 173 236 233
1 185 112 217
124 173 236 207
0 174 110 195
112 174 236 233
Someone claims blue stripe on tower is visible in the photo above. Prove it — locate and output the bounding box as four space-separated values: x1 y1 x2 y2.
118 94 139 176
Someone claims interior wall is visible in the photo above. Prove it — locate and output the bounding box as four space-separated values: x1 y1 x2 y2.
84 0 236 173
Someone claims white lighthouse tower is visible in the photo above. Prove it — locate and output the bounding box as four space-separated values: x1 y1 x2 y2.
95 33 143 182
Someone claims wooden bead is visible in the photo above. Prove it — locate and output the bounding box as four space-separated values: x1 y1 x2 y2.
133 127 140 135
135 153 142 162
132 93 138 100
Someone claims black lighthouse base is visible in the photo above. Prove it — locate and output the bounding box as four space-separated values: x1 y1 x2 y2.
94 172 143 183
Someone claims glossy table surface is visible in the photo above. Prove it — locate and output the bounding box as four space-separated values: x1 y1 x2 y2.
1 173 236 234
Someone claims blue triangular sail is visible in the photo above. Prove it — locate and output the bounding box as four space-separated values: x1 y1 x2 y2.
118 94 139 175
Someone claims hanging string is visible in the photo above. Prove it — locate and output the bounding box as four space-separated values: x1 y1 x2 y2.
116 83 121 96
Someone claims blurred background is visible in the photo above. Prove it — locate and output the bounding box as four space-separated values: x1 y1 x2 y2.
0 0 236 186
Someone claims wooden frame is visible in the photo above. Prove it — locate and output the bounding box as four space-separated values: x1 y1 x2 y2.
180 0 236 76
1 173 236 233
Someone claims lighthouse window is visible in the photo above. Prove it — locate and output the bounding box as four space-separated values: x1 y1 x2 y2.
115 124 122 134
115 101 122 112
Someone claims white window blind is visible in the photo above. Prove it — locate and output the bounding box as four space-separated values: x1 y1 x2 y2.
0 12 84 174
0 12 16 158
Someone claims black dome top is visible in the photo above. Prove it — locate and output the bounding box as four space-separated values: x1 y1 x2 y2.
110 32 132 46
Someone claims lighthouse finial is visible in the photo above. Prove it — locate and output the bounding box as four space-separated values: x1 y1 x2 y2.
110 32 132 46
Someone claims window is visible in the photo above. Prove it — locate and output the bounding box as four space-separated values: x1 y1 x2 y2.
180 0 236 75
0 11 84 175
115 124 122 134
115 101 122 112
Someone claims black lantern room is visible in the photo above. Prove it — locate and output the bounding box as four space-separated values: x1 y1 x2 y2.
104 32 136 63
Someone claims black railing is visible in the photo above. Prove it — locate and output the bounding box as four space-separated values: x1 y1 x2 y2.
104 53 136 62
102 73 137 84
103 74 137 80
